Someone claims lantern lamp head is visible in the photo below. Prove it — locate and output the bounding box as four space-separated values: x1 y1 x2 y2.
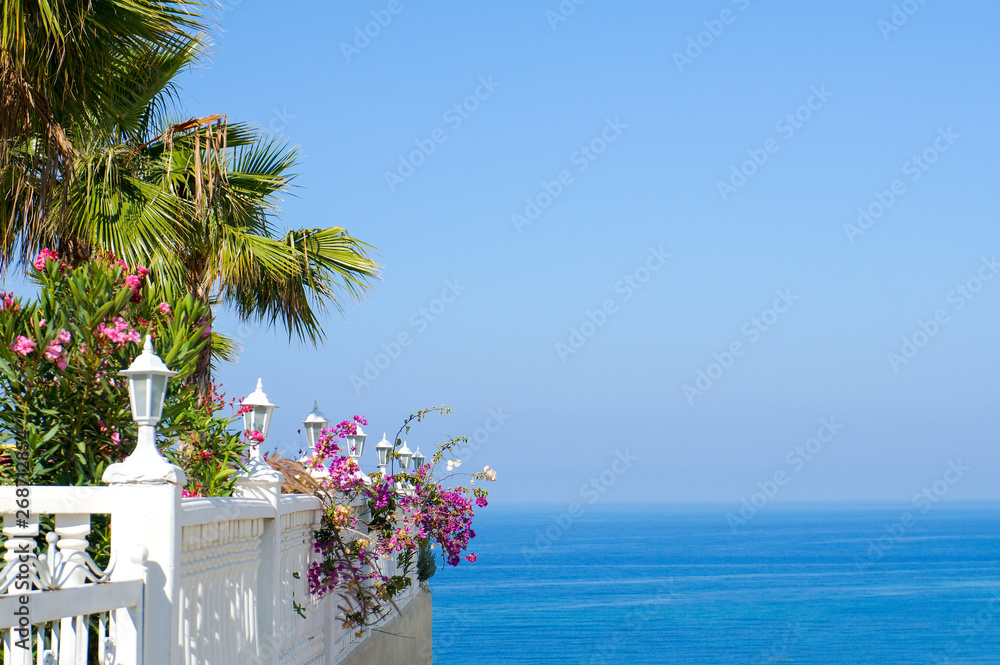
412 447 425 470
119 336 177 425
375 433 393 468
302 401 328 451
241 378 278 442
397 440 413 472
347 423 367 460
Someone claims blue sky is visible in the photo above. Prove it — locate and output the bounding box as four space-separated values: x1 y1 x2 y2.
15 1 1000 507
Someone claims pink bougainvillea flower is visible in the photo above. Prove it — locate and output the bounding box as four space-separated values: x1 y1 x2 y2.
11 336 36 356
32 248 59 271
476 496 488 508
465 553 477 563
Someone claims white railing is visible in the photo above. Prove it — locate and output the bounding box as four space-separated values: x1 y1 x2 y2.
0 468 419 665
0 486 148 665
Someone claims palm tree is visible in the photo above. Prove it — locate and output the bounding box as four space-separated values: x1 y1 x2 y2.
53 110 380 388
2 2 380 388
0 0 206 264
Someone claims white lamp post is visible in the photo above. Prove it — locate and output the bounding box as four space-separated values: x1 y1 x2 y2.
234 379 284 500
346 423 367 463
102 336 184 484
242 378 278 460
397 441 413 472
302 401 328 458
396 440 414 493
375 433 393 474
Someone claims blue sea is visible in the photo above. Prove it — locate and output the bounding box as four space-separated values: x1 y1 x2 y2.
431 504 1000 664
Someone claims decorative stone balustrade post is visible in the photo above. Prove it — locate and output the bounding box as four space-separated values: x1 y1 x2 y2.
235 447 285 664
101 337 185 665
103 459 184 665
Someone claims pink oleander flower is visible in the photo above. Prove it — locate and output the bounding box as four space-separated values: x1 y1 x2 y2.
96 317 141 346
55 329 71 345
124 274 141 290
32 248 59 271
44 342 62 361
136 266 150 277
158 302 172 315
248 430 265 443
116 260 128 270
110 432 121 445
56 354 68 371
1 292 17 310
11 336 36 356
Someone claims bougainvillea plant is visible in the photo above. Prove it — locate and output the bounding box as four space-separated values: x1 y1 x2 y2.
270 406 497 630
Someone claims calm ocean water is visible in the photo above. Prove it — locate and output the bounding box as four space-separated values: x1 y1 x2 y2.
431 504 1000 664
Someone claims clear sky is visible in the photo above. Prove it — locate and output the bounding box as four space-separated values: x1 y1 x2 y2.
19 1 1000 507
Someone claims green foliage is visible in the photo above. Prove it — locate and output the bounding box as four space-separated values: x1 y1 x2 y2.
159 384 249 498
417 539 437 582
